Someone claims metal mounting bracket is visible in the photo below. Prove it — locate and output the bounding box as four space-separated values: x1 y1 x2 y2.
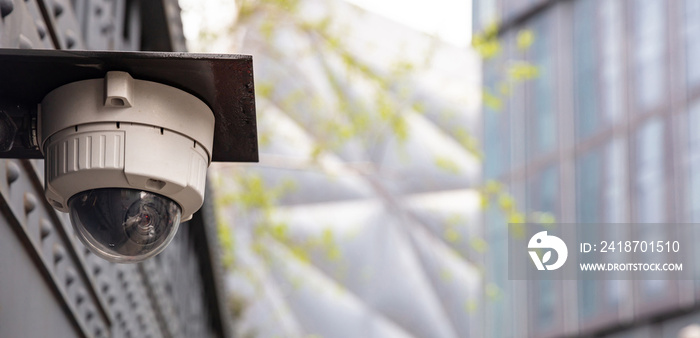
0 49 258 162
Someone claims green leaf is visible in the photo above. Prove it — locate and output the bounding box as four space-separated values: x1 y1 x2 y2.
516 29 535 50
508 62 539 81
470 237 489 253
482 89 503 111
444 227 461 243
434 156 461 174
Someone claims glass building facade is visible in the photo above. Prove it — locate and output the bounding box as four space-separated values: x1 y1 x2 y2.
476 0 700 336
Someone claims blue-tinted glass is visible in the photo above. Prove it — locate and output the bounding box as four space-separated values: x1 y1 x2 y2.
574 0 598 139
635 117 665 223
576 150 600 319
686 0 700 88
484 58 509 179
540 166 558 215
538 278 555 329
530 15 557 154
636 117 667 297
474 0 498 31
485 109 505 179
688 100 700 221
579 279 597 319
576 150 601 223
600 0 624 124
605 138 627 223
485 205 508 337
532 167 559 329
689 101 700 284
509 33 527 169
603 138 628 308
486 205 507 288
510 84 526 168
634 0 666 110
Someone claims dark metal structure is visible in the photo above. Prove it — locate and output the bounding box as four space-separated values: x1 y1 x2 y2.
0 49 257 162
0 1 233 337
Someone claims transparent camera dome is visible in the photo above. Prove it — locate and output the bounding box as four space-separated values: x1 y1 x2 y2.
68 188 182 263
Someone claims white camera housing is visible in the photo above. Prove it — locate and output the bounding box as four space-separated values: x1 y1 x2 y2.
39 71 214 262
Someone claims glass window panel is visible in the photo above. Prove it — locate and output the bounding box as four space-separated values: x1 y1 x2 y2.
485 109 505 179
485 205 509 338
636 117 667 297
604 139 628 309
605 138 627 223
485 205 508 287
688 100 700 221
540 166 558 215
508 32 527 169
529 166 559 330
578 279 597 319
529 14 557 155
688 100 700 288
474 0 498 31
600 0 624 124
510 82 526 168
635 117 665 223
576 150 601 223
526 165 560 218
573 0 598 139
634 0 666 110
576 149 601 319
484 58 508 179
686 0 700 88
688 102 700 286
537 279 556 329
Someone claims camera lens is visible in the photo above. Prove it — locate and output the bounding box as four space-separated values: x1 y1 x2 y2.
68 188 182 263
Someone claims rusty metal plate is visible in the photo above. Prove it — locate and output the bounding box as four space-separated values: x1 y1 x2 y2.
0 48 257 162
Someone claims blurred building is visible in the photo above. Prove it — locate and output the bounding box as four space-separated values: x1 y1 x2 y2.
476 0 700 337
212 0 483 337
0 1 230 337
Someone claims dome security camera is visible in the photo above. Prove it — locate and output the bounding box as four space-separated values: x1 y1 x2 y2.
39 71 215 263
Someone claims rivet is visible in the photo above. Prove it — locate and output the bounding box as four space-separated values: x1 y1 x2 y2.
53 1 63 17
53 244 65 264
35 20 46 39
76 289 85 304
40 219 52 239
19 35 34 49
24 193 37 213
0 0 14 18
101 24 113 34
66 267 76 286
65 31 76 49
6 161 19 184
